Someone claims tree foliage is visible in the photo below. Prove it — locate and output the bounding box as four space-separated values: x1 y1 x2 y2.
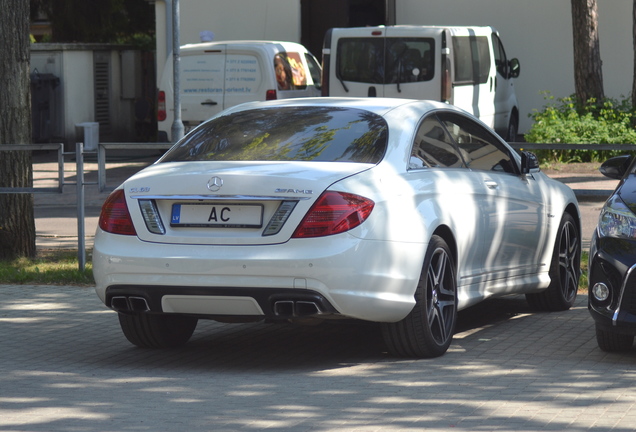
525 93 636 163
30 0 154 47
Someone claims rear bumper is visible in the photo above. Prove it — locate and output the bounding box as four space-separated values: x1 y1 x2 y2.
93 229 426 322
105 285 339 322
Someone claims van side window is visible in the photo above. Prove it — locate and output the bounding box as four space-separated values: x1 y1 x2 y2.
452 36 491 85
492 33 508 78
274 52 308 90
439 113 516 174
409 116 464 169
304 53 322 87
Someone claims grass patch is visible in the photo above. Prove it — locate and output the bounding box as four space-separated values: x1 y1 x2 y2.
0 249 94 286
579 250 589 294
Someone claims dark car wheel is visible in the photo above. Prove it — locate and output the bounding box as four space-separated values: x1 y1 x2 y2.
526 212 580 311
381 235 457 358
596 325 634 352
506 116 518 142
118 312 198 348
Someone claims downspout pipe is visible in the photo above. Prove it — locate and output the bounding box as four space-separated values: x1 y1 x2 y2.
170 0 184 142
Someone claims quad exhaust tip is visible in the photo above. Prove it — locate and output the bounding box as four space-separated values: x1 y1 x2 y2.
273 300 323 317
110 296 150 313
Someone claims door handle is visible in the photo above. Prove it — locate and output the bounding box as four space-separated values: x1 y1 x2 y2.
201 100 218 106
485 180 498 190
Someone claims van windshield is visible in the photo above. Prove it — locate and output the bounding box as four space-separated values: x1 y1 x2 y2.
337 37 435 84
160 106 388 164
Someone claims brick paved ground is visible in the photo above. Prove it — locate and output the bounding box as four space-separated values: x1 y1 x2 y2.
1 285 635 431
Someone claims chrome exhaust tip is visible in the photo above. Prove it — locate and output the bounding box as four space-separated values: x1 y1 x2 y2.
273 300 294 316
295 301 321 316
273 300 322 317
110 296 130 312
109 296 150 313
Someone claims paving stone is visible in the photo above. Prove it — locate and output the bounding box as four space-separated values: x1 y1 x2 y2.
1 285 636 431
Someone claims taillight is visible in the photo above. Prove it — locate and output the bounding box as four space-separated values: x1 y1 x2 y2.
441 57 451 103
292 192 374 238
157 91 167 121
266 89 277 100
99 189 137 236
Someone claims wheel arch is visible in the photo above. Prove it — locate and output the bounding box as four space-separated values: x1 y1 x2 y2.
564 202 582 240
432 224 458 269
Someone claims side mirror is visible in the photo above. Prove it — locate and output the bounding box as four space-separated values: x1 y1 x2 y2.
599 155 633 180
520 150 539 174
509 58 520 78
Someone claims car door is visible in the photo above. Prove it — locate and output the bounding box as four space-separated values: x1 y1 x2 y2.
450 32 496 129
492 32 517 133
180 46 227 127
406 114 497 289
440 112 545 282
382 27 439 100
334 31 386 97
223 50 265 110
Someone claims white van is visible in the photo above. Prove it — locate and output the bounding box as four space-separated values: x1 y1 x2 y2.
158 40 322 142
322 26 520 140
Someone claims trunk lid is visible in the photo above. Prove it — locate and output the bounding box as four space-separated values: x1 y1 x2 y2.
122 161 372 245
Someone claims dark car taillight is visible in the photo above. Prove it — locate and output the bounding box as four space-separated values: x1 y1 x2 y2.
99 189 137 236
157 90 167 121
292 191 374 238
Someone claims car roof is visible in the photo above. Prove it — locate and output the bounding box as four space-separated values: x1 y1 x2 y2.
180 40 310 52
219 97 464 118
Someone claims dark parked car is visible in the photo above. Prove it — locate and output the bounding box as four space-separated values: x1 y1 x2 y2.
589 154 636 352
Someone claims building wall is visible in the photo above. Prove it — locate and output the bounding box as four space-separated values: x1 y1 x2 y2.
155 0 300 85
31 44 139 145
156 0 633 134
396 0 633 133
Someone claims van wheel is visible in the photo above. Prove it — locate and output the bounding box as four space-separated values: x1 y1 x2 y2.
381 235 457 358
506 116 518 142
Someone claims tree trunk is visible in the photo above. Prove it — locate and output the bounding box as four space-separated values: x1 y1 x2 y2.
571 0 604 105
0 0 36 259
632 0 636 108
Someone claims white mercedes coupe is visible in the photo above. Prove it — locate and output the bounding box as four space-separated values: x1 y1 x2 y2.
94 97 581 358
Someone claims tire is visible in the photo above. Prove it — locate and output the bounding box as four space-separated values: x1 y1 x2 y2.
506 116 518 142
526 212 580 311
118 312 198 348
381 235 457 358
596 325 634 352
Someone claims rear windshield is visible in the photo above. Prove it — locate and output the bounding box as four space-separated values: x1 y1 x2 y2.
160 106 388 164
337 37 435 84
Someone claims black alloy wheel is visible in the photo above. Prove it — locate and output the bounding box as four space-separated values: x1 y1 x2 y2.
526 212 580 311
382 235 457 358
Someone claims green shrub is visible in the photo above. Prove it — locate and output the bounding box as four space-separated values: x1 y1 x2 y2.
525 92 636 163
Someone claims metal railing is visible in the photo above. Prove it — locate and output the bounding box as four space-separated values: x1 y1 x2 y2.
0 143 93 269
508 142 636 151
1 142 172 270
97 143 172 192
3 140 636 272
0 143 65 194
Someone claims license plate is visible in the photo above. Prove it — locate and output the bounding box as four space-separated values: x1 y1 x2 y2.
171 203 263 228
